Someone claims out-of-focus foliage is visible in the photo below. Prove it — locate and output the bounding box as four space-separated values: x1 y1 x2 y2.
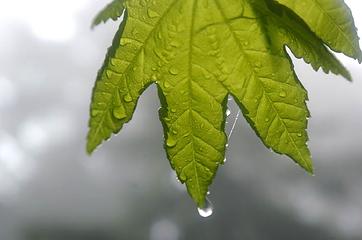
92 0 125 28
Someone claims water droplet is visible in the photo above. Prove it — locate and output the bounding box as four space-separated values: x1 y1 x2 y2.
147 8 159 18
112 105 127 119
157 31 162 39
279 90 287 98
120 38 131 46
123 93 133 103
179 172 187 182
163 81 171 89
226 109 231 116
297 133 302 137
169 67 179 75
151 74 158 81
170 108 177 113
170 40 180 47
223 157 227 163
106 70 113 79
110 58 121 67
91 109 102 117
197 198 213 218
166 134 177 147
225 143 229 148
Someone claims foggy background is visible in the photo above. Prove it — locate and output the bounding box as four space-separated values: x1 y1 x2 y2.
0 0 361 239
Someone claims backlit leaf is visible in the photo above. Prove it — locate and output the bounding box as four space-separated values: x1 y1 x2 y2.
87 0 361 207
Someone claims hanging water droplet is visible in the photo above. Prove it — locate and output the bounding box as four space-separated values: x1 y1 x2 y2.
197 198 213 218
225 143 229 148
279 90 287 98
226 109 231 116
113 105 127 120
123 93 133 103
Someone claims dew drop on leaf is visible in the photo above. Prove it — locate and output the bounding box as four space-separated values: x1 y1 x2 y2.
113 105 127 119
163 81 171 89
279 90 287 98
123 93 133 102
147 9 159 18
120 38 130 46
255 61 262 68
91 109 102 117
166 135 177 148
169 67 179 75
151 74 158 81
226 109 231 116
197 198 213 218
170 40 180 47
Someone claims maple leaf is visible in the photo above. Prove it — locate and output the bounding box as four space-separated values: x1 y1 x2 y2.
87 0 361 207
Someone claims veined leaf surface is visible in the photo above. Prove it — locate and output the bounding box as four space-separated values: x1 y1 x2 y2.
87 0 361 207
275 0 362 62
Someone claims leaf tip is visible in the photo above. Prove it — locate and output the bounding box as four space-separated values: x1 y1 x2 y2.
86 136 98 155
300 157 314 175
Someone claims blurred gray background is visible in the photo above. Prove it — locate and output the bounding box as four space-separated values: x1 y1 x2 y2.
0 0 361 239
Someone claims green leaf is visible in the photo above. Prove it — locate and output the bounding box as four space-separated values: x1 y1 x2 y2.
259 0 351 80
275 0 362 63
87 0 361 207
92 0 125 28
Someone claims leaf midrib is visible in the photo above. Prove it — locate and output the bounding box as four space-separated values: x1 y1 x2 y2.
186 0 203 205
